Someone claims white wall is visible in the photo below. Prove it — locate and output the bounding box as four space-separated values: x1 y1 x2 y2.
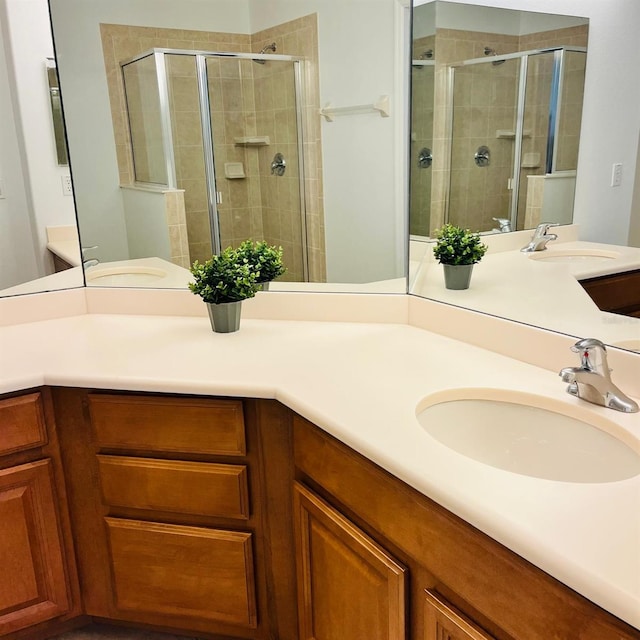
249 0 407 283
423 0 640 247
0 0 77 289
0 13 39 289
48 0 251 263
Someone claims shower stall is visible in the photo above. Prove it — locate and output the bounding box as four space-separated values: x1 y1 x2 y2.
120 48 308 281
444 46 587 233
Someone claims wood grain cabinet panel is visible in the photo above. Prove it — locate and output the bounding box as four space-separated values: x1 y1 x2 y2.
89 394 246 456
105 517 257 629
0 460 70 635
293 483 406 640
424 591 495 640
97 455 250 519
0 393 47 456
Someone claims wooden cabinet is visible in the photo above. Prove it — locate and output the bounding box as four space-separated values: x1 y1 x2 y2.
424 591 495 640
0 391 80 638
0 461 70 635
580 268 640 317
293 483 406 640
54 390 298 640
292 414 640 640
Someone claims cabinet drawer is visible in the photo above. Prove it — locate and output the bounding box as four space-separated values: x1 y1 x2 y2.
0 393 47 456
97 455 250 519
89 394 245 456
105 517 257 628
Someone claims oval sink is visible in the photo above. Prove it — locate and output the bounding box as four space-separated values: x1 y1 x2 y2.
86 265 167 286
416 389 640 483
528 249 620 263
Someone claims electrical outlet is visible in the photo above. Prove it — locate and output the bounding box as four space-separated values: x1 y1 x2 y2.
61 175 73 196
611 163 623 188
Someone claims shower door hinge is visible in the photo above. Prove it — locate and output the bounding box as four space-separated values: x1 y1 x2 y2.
507 178 514 190
216 191 223 204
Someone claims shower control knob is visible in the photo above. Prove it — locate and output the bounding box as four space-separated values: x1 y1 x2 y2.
271 152 286 176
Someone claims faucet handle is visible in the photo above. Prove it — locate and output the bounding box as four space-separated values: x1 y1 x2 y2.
570 338 610 376
533 222 559 237
81 245 98 256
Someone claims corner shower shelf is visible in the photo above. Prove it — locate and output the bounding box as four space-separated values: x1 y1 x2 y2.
234 136 270 146
319 95 390 122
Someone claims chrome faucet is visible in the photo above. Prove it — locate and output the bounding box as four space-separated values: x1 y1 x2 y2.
82 245 99 269
520 223 558 252
559 338 639 413
492 217 512 233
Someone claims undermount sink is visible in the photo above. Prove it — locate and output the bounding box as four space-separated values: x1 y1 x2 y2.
528 249 620 263
85 265 167 286
416 389 640 483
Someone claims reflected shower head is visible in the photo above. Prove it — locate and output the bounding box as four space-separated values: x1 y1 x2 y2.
254 42 277 64
484 46 506 66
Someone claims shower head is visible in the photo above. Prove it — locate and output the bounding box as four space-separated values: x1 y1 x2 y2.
254 42 277 64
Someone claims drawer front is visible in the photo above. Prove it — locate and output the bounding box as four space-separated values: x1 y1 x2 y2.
89 394 245 456
97 455 250 519
105 517 257 628
0 393 47 456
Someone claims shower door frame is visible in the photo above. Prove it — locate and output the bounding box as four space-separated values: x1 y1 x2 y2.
121 48 310 280
445 45 587 231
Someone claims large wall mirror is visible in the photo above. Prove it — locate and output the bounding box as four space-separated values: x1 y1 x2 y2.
0 0 82 297
409 0 640 355
41 0 410 295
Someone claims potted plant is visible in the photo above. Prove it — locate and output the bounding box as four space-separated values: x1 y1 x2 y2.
433 224 488 290
237 239 286 290
189 247 259 333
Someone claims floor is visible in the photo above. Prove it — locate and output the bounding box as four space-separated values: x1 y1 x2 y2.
53 623 195 640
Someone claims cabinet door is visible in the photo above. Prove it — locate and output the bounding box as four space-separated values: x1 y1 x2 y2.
0 460 70 635
424 590 495 640
294 483 406 640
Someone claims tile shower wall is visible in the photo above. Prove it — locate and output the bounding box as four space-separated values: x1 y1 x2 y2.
429 24 587 235
100 19 325 282
253 14 325 282
410 35 435 237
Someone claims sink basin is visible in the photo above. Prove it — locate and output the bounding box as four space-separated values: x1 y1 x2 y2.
86 265 167 286
528 249 620 263
416 389 640 483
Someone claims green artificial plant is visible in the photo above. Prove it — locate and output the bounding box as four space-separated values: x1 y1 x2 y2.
237 239 286 283
189 246 259 305
433 224 488 266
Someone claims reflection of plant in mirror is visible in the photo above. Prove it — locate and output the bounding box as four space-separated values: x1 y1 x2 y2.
237 240 286 283
433 224 488 266
189 248 258 305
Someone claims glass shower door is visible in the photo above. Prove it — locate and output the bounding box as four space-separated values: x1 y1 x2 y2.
448 58 520 232
204 56 307 282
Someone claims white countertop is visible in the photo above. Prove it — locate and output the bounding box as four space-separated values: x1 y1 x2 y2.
411 237 640 350
0 307 638 630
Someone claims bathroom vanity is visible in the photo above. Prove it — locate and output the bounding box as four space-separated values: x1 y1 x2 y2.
1 294 639 640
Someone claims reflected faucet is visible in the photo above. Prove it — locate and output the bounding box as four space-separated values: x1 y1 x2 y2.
520 223 558 252
492 217 512 233
82 245 99 269
559 338 639 413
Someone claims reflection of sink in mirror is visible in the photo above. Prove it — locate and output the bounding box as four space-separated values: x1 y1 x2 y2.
527 249 620 263
84 258 192 288
416 389 640 483
612 340 640 353
85 265 167 286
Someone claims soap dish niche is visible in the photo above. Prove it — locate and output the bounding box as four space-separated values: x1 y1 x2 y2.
224 162 246 179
